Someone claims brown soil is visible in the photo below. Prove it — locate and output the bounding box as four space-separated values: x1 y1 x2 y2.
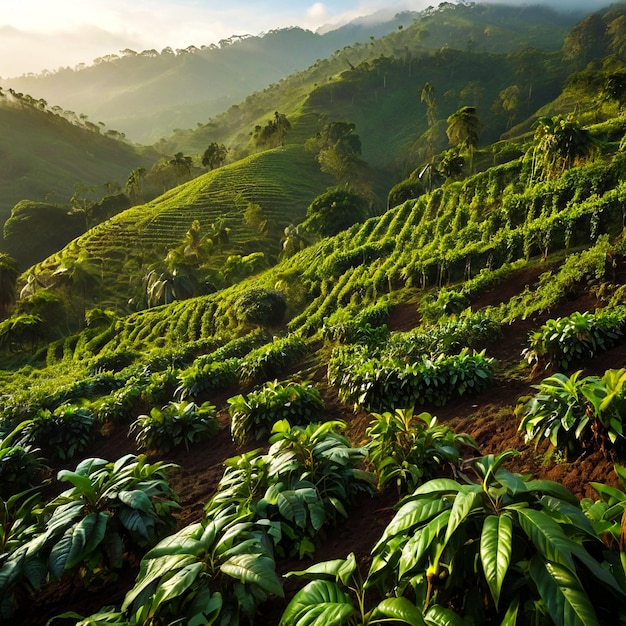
18 271 626 626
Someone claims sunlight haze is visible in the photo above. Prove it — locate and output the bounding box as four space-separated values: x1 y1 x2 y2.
0 0 610 77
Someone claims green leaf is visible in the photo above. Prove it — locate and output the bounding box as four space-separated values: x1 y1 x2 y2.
444 488 481 544
424 604 467 625
280 579 354 626
118 490 153 512
517 508 576 571
152 562 204 607
399 510 451 578
375 596 426 625
66 511 108 570
220 553 284 597
56 470 95 498
529 556 599 626
286 554 357 587
480 514 513 610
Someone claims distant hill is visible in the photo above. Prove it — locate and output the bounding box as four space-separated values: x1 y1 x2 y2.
0 4 580 145
0 89 156 266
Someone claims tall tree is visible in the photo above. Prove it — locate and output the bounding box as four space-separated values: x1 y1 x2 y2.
446 106 482 172
202 143 228 169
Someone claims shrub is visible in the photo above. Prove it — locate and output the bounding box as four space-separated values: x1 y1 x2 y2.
228 380 324 445
131 401 219 452
329 347 495 412
523 308 626 370
238 334 309 382
17 404 94 462
235 288 287 326
0 421 47 499
364 451 626 626
0 455 179 617
365 409 478 493
386 311 501 359
516 368 626 458
194 328 271 367
175 358 239 400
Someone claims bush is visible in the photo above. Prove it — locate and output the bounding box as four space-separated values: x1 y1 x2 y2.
176 358 239 400
238 334 309 382
235 289 287 326
0 455 180 617
228 380 324 445
131 401 219 452
365 409 478 493
517 368 626 458
523 308 626 370
329 347 495 412
17 404 94 462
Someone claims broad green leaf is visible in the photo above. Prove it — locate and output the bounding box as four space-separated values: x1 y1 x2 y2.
517 508 576 571
221 553 284 597
152 562 204 607
399 510 451 578
375 596 426 625
424 604 467 625
66 511 108 570
378 497 449 544
187 589 222 626
118 490 153 512
56 471 95 497
529 556 599 626
525 480 578 504
48 532 73 579
280 579 354 626
444 488 481 544
499 595 520 626
480 514 513 609
412 478 464 497
286 553 357 586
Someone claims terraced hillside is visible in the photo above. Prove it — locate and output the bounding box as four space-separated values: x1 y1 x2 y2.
25 145 334 315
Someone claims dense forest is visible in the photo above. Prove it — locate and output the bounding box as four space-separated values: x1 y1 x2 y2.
1 2 626 625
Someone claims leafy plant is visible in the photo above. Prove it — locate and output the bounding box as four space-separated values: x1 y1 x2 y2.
235 288 287 326
367 451 626 625
0 420 47 499
517 368 626 457
329 348 494 412
365 409 478 493
175 357 239 400
237 333 309 382
523 308 626 370
119 504 283 626
0 455 179 616
130 400 219 452
228 380 324 445
17 403 94 462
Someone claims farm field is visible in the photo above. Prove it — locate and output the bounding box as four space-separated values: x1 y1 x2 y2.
15 262 626 625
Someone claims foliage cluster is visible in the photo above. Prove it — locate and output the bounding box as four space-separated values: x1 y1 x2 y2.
517 368 626 457
0 455 179 618
238 333 309 382
523 307 626 370
131 400 219 452
328 347 495 412
281 451 626 626
228 380 324 445
386 311 501 359
365 408 478 493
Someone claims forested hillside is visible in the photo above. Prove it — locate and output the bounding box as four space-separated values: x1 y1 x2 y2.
2 3 626 626
1 4 578 144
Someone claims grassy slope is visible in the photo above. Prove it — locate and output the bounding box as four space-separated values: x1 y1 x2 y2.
0 98 154 248
25 145 334 312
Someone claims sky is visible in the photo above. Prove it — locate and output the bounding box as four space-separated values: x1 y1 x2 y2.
0 0 610 78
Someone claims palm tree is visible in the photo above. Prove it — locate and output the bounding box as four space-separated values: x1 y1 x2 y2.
531 115 595 180
446 106 482 172
126 167 146 204
273 111 291 147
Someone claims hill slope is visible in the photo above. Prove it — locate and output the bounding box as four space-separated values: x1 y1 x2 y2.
0 91 155 265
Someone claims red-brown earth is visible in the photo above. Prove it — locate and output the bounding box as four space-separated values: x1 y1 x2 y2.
18 267 626 626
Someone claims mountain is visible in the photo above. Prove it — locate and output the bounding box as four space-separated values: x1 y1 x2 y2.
0 4 579 145
3 5 626 625
0 89 157 267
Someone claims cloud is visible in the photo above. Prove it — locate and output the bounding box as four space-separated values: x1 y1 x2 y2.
307 3 330 21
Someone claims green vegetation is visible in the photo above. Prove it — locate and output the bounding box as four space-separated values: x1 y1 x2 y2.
3 4 626 624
